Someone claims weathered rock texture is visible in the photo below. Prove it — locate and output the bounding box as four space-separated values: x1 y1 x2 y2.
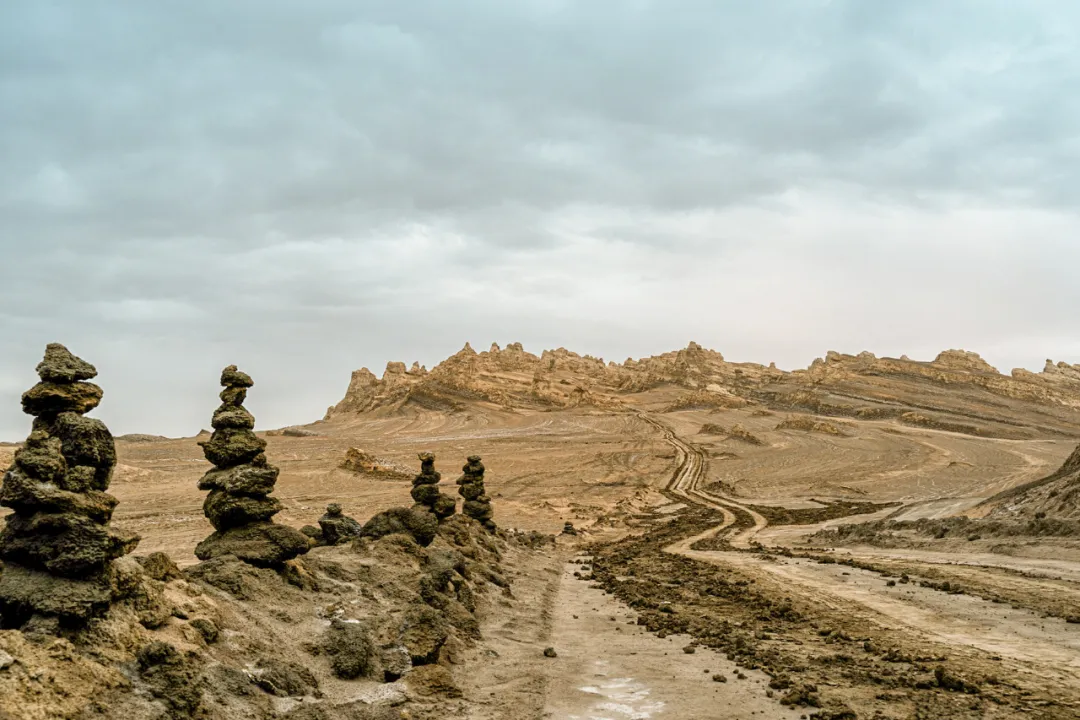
326 341 1080 420
318 503 363 545
456 455 495 531
194 365 309 567
412 453 457 520
361 506 439 547
0 343 139 626
339 446 412 479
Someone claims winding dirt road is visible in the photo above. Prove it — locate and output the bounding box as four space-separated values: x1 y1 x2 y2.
636 411 1080 686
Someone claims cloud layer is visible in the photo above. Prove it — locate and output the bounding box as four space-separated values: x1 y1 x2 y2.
2 1 1078 438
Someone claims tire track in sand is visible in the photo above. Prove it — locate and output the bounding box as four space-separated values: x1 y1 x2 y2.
637 411 1080 682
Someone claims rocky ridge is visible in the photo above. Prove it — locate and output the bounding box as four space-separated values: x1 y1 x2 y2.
325 342 1080 423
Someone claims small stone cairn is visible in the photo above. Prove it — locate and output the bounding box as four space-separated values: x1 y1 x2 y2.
456 455 495 531
411 453 456 520
0 344 139 626
194 366 309 567
318 503 363 545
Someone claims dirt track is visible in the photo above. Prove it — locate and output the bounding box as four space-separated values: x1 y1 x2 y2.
639 413 1080 714
91 377 1080 718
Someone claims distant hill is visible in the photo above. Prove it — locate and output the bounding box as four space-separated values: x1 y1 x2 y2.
982 443 1080 521
325 341 1080 441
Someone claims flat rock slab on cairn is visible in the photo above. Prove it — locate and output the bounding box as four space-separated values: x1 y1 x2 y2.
194 366 309 568
0 344 139 626
457 455 495 531
411 453 457 520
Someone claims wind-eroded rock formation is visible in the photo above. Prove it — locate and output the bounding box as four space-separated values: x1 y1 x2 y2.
0 344 138 626
457 455 495 531
325 343 1080 438
195 365 309 567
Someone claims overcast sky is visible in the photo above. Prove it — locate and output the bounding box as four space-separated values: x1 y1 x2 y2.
2 1 1078 440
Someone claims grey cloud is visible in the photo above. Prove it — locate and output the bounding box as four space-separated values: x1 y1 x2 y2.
2 1 1079 438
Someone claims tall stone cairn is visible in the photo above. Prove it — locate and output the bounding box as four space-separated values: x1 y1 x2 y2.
0 344 139 626
411 453 457 520
194 365 309 567
456 455 495 531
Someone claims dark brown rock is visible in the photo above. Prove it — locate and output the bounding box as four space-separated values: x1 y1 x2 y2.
0 468 118 521
203 489 282 530
219 386 248 406
410 483 441 506
198 427 266 467
49 413 116 490
194 521 311 568
322 619 376 680
432 494 457 519
457 455 494 529
362 506 438 547
137 551 182 581
197 462 279 496
137 641 205 718
0 512 137 577
463 500 494 521
0 345 137 627
221 365 254 388
35 343 97 383
9 432 66 484
318 503 363 545
252 657 319 697
410 453 456 520
399 604 450 665
21 381 103 416
190 617 219 644
0 563 113 627
195 366 308 569
210 405 256 430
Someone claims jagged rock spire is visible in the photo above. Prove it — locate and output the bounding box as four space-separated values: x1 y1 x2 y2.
0 344 138 627
194 366 309 568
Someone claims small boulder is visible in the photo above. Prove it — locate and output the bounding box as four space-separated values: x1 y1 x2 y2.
317 503 363 545
136 552 182 582
252 657 319 697
322 620 375 680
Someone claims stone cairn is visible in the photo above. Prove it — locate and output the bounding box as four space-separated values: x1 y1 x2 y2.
318 503 363 545
194 365 309 567
0 344 139 626
456 455 495 531
411 453 457 520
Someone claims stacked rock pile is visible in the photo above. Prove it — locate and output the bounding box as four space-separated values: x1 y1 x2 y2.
318 503 363 545
411 453 457 520
194 366 309 567
456 455 495 531
0 344 139 626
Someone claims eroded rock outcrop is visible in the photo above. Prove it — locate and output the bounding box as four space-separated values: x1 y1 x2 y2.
456 455 495 531
0 344 139 626
194 365 310 568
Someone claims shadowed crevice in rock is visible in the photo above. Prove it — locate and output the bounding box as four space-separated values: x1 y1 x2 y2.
194 365 310 568
0 343 139 627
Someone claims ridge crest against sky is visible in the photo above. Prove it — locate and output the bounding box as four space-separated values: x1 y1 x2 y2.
1 1 1078 438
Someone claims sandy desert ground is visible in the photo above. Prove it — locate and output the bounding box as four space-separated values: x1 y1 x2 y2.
4 342 1080 719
